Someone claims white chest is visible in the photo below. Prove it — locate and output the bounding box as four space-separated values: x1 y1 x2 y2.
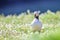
31 18 42 30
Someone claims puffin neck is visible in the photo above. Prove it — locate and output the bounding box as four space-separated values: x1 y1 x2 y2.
35 16 39 20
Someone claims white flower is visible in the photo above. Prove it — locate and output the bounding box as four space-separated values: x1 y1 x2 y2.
5 24 12 29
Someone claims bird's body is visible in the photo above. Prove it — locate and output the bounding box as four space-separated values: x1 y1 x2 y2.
31 11 42 32
31 18 42 32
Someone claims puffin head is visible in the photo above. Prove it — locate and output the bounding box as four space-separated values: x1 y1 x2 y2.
34 11 40 20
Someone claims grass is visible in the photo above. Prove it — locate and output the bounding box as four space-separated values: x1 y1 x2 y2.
0 10 60 40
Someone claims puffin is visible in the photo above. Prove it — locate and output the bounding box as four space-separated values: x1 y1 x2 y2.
31 11 42 32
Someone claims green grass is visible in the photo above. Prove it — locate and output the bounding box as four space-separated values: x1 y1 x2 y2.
0 10 60 40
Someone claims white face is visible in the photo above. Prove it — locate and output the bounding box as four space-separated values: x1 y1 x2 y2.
34 11 39 16
35 13 39 16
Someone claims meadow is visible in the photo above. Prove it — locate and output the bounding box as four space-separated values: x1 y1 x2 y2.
0 10 60 40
